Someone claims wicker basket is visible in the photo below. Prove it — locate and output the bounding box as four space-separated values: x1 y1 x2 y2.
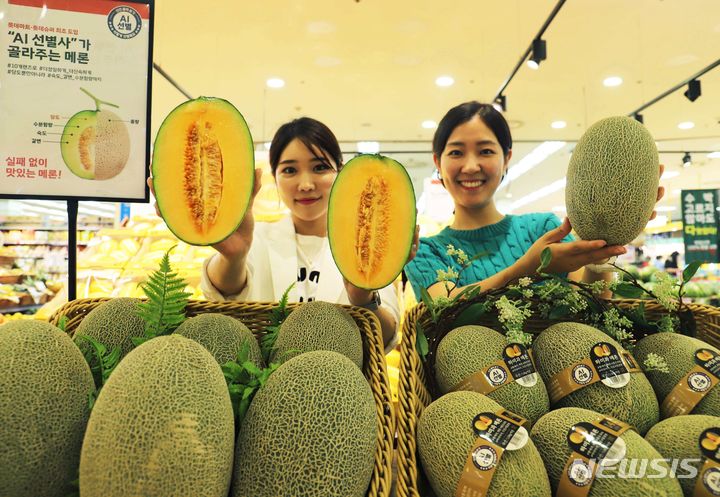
49 298 395 497
395 300 720 497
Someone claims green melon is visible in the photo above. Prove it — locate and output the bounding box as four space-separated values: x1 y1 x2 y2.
633 333 720 417
566 116 659 246
270 301 363 368
173 312 263 367
79 335 234 496
435 325 549 426
533 322 659 434
232 350 376 497
0 321 95 497
73 298 145 385
645 414 720 496
530 407 682 496
417 391 551 497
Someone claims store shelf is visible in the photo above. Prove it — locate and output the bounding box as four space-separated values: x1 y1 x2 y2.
0 303 44 314
1 242 88 246
0 227 104 231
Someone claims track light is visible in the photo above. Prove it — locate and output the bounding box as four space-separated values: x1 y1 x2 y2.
684 79 701 102
493 94 507 112
633 113 644 124
682 152 692 168
527 38 547 69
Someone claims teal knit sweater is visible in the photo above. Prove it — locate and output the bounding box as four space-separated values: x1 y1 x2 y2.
404 213 573 301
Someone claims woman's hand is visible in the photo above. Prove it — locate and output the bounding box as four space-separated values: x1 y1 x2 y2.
515 218 626 277
147 168 263 260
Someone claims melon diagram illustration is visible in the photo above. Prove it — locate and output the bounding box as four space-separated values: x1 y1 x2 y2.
60 88 131 180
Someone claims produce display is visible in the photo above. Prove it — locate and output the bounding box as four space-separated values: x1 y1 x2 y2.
328 153 417 290
151 97 255 246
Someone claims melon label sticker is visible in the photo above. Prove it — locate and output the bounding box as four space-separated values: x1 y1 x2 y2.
557 416 631 497
454 410 527 497
661 351 720 418
589 342 630 389
697 430 720 497
502 343 538 388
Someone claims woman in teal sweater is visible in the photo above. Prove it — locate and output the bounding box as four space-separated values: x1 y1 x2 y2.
405 101 664 300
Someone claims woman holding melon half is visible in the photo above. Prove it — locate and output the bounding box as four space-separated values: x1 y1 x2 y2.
404 101 664 301
151 117 414 352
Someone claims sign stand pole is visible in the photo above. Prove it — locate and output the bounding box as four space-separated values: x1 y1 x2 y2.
67 200 78 302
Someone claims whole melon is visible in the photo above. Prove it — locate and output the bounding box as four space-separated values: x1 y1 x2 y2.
530 407 682 496
0 320 95 497
566 116 659 246
633 333 720 417
417 391 551 497
646 414 720 496
232 350 376 497
533 322 659 434
73 298 145 383
270 301 363 368
79 335 234 496
435 325 549 426
173 313 263 367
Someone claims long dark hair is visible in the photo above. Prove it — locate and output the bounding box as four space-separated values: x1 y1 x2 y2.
268 117 343 175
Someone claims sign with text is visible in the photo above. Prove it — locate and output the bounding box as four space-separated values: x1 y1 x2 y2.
682 189 719 264
0 0 152 202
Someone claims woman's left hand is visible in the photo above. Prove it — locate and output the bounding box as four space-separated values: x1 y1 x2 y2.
649 164 666 221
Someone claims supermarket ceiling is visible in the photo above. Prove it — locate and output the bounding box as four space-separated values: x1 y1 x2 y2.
149 0 720 220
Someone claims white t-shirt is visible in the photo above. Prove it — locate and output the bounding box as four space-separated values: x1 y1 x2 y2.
295 233 327 303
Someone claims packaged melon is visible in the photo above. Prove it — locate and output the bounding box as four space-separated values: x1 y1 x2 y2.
533 322 659 434
328 153 416 290
435 325 549 426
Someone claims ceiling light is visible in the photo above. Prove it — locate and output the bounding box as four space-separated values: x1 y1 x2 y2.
526 38 546 70
603 76 623 87
435 75 454 87
266 78 285 89
551 121 567 129
264 142 271 150
512 177 566 210
707 152 720 159
633 113 644 124
678 121 695 130
493 95 507 113
422 120 437 129
684 79 701 102
552 205 566 212
682 152 692 168
498 141 566 191
654 206 677 212
357 141 380 154
672 189 682 196
661 170 680 179
646 215 668 228
505 192 513 198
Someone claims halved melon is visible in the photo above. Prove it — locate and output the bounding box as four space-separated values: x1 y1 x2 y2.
328 154 416 290
152 97 254 245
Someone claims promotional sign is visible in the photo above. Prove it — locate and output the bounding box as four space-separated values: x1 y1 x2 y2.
0 0 153 202
681 189 719 264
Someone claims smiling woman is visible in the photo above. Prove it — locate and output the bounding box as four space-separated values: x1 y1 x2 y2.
197 116 411 351
403 101 665 302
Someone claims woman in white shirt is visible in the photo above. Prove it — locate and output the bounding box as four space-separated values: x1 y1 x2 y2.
199 117 410 351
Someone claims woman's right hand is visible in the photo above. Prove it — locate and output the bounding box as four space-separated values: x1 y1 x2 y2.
515 217 626 276
147 168 263 261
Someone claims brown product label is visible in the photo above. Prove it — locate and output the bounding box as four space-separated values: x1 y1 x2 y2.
452 358 512 395
548 348 641 404
454 410 527 497
502 344 539 387
556 416 631 497
661 363 720 418
694 458 720 497
700 428 720 463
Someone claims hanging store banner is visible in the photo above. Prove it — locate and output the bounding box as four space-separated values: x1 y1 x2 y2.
681 189 719 264
0 0 153 202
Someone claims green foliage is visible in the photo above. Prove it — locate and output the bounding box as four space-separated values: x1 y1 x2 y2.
75 334 119 409
538 247 552 273
222 342 280 425
683 261 703 283
57 315 68 333
260 282 295 363
416 322 429 360
643 352 670 374
133 246 191 346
